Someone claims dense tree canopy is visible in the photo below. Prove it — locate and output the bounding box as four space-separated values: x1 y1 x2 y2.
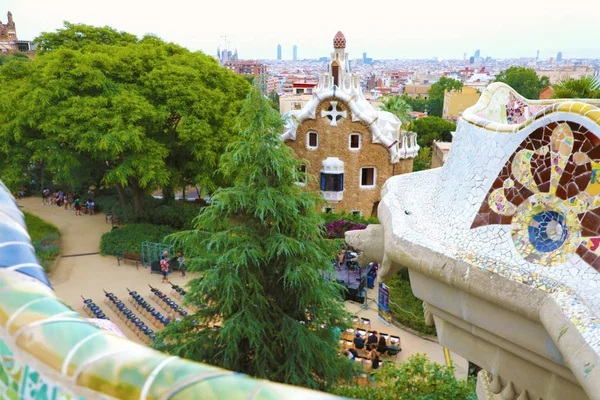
494 66 550 99
156 90 353 390
381 95 413 124
409 116 455 148
552 75 600 99
332 354 476 399
33 22 138 53
399 94 429 113
0 23 251 212
427 77 463 117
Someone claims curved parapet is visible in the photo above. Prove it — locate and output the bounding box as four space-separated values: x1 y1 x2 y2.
347 84 600 399
0 183 339 398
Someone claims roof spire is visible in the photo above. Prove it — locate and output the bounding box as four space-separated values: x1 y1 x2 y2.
333 31 346 49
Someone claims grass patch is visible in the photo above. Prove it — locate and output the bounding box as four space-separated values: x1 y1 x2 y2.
100 223 176 256
24 212 61 273
386 269 437 336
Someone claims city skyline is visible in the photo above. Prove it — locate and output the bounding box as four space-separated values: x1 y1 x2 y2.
4 0 600 60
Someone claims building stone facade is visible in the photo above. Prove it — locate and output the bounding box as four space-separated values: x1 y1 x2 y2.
0 11 34 55
282 32 418 217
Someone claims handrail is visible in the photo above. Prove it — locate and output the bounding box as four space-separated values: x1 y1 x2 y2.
461 82 600 133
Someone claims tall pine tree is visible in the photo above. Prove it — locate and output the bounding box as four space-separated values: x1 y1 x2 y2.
156 90 353 390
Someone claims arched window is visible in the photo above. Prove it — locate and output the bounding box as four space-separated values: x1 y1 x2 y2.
331 62 340 87
306 131 318 150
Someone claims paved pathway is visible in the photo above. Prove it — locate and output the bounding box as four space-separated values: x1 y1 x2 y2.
19 196 468 379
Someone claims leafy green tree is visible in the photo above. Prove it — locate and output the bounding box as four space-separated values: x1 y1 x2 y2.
428 77 463 117
33 22 137 54
381 95 413 124
156 90 353 390
494 66 550 99
332 354 476 400
0 23 250 211
400 94 429 113
413 146 432 172
408 116 455 148
268 90 280 111
552 75 600 99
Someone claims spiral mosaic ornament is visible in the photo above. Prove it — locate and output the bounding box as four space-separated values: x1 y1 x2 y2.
472 122 600 270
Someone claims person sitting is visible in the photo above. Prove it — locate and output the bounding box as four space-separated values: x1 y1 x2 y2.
353 332 365 350
344 349 355 360
367 331 378 350
377 334 388 355
348 347 359 359
386 343 401 356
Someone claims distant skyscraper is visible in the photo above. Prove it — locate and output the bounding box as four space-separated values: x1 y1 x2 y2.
556 51 563 62
293 45 297 61
474 49 480 59
277 44 282 61
363 52 367 61
463 52 466 61
469 56 475 64
536 50 540 60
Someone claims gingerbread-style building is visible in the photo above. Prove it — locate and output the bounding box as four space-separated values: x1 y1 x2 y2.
282 32 419 217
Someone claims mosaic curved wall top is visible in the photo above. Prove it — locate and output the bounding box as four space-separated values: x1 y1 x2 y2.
366 83 600 396
0 181 339 399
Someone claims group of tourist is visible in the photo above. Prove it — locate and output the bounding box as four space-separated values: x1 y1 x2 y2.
40 188 96 216
345 330 402 370
160 250 187 284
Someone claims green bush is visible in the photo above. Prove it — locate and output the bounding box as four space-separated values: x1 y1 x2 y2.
386 269 437 336
321 210 379 226
100 224 176 256
331 354 476 399
94 190 204 230
24 212 61 272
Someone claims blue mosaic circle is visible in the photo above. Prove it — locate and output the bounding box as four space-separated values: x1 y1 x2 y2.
528 211 568 253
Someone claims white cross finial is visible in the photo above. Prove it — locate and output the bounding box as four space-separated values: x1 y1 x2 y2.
321 101 347 127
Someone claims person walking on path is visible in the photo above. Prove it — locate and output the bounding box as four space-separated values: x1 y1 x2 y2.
160 257 170 284
42 188 50 205
177 251 186 277
74 196 81 216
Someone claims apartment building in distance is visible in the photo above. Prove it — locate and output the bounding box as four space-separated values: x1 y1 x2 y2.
223 60 267 76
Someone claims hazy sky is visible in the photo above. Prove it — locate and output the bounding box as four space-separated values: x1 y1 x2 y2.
4 0 600 60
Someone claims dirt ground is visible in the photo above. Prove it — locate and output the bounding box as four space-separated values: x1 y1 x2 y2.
18 196 468 378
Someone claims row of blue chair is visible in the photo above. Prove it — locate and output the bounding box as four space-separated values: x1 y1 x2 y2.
170 283 187 302
103 290 157 344
127 288 170 330
81 296 108 320
149 285 188 317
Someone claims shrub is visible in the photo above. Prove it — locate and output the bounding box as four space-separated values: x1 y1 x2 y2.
94 190 204 230
324 219 367 239
386 268 437 336
24 212 61 272
321 210 379 226
100 224 176 256
331 354 476 399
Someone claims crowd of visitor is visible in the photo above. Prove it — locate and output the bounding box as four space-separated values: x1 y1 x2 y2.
348 330 401 371
40 188 97 216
